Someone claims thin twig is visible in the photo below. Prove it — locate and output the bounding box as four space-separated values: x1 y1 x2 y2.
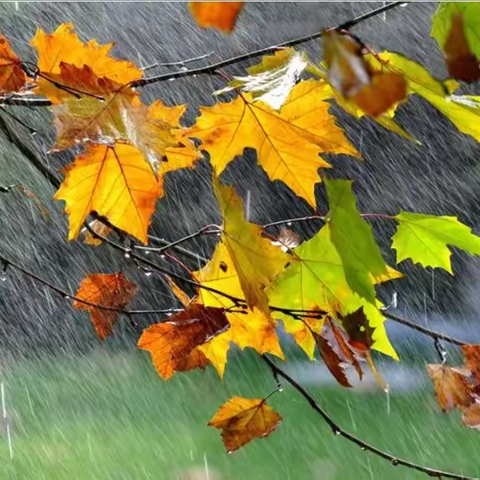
384 311 468 347
141 51 215 71
262 354 477 480
0 253 181 316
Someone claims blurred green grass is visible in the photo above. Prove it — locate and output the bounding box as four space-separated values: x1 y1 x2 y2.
0 349 477 480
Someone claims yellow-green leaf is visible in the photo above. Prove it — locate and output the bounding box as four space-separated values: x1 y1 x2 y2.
392 211 480 274
325 178 388 304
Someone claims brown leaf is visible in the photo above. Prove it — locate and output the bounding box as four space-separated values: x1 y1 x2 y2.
323 31 406 117
189 2 243 33
340 307 374 351
426 364 473 412
0 32 26 93
444 13 480 83
208 396 282 452
175 348 210 373
314 316 362 387
73 272 138 340
462 345 480 383
461 401 480 430
82 219 112 246
137 304 229 380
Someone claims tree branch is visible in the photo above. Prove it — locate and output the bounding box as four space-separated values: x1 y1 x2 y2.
384 311 468 347
261 354 477 480
0 2 405 107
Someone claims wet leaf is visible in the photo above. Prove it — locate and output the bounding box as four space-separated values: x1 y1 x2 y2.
189 2 243 33
138 304 229 380
208 396 282 452
426 364 473 412
314 316 362 387
323 31 406 117
55 143 161 243
392 212 480 273
268 225 399 359
213 177 290 313
0 32 26 93
215 48 308 109
73 272 138 340
30 22 142 103
461 402 480 430
340 307 374 351
188 79 359 207
325 178 388 303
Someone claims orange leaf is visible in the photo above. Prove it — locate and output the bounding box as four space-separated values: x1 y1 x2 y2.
189 2 243 33
462 345 480 383
188 80 358 207
208 396 282 452
54 143 161 243
314 316 362 388
30 23 142 102
323 31 406 118
444 12 479 83
462 402 480 430
73 272 138 340
0 32 26 93
137 304 229 380
426 364 473 412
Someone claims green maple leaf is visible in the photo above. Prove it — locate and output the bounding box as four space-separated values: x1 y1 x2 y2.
431 2 480 58
268 225 399 359
325 178 387 304
392 212 480 273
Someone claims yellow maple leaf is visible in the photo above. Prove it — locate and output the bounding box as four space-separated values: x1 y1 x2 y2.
213 177 290 313
50 63 200 173
188 79 359 206
30 22 142 103
208 396 282 452
55 143 161 243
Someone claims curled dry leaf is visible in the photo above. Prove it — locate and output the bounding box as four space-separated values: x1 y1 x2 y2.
73 272 138 340
314 316 362 388
208 396 282 452
0 32 27 93
189 2 243 33
323 31 406 118
426 364 472 412
138 304 229 380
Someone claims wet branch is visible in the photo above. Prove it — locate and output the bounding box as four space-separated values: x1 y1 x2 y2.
0 2 405 107
262 354 478 480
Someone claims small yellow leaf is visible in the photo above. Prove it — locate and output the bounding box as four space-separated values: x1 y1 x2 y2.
208 396 282 452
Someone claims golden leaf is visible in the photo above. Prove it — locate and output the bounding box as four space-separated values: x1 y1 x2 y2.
189 2 243 33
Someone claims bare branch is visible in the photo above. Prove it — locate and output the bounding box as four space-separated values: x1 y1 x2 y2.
262 354 477 480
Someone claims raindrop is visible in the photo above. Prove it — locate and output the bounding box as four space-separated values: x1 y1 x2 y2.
287 222 292 227
399 2 408 7
64 295 70 300
0 272 6 282
160 254 166 259
391 458 399 466
145 250 150 255
168 78 175 82
144 271 153 277
124 252 131 259
278 385 284 393
360 447 366 451
334 429 341 436
180 66 188 72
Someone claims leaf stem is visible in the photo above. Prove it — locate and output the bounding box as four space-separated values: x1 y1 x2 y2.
261 354 477 480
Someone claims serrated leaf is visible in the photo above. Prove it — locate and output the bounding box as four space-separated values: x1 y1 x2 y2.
0 32 27 93
392 211 480 273
73 272 138 340
188 79 359 207
268 225 398 359
189 2 243 33
208 396 282 452
213 177 290 313
138 304 229 380
55 143 161 243
215 48 308 109
30 22 142 103
325 178 388 303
